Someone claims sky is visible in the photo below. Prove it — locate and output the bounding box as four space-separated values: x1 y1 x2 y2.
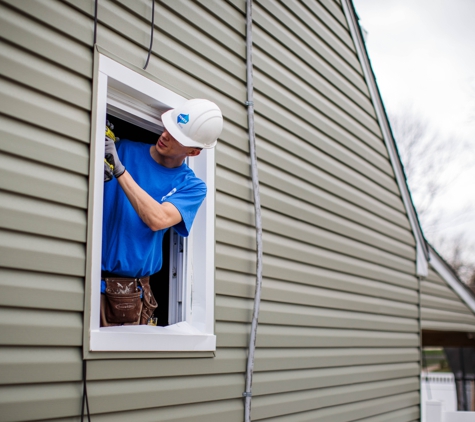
352 0 475 249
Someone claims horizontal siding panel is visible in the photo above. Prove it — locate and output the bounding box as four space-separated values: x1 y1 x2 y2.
0 151 88 208
253 347 420 372
0 115 89 174
88 348 246 381
256 115 398 196
0 3 92 77
216 263 418 315
216 210 415 273
216 166 253 202
262 276 418 317
253 21 375 119
99 31 245 112
296 0 356 50
218 118 250 153
216 218 255 250
216 295 418 332
314 0 347 26
0 40 91 110
260 180 412 245
263 235 416 287
86 347 419 382
253 363 419 396
196 0 246 35
217 245 418 300
109 0 245 69
0 381 82 422
421 293 474 314
0 190 86 242
0 307 82 346
164 0 245 54
318 0 348 23
255 391 419 421
96 1 246 95
264 185 412 246
216 192 254 226
256 95 394 186
85 373 243 415
218 260 418 304
421 279 462 301
361 406 420 422
0 268 84 312
258 139 403 214
0 346 81 385
95 32 245 127
48 399 243 422
421 319 475 333
0 230 85 276
216 321 420 348
0 77 90 143
256 69 386 160
256 90 391 178
253 3 368 95
426 268 448 286
216 241 416 288
217 189 415 259
422 307 475 325
4 0 93 46
278 0 359 69
263 212 414 272
256 105 399 203
6 377 417 421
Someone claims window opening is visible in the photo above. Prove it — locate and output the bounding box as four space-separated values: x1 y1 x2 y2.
88 54 216 352
104 114 185 327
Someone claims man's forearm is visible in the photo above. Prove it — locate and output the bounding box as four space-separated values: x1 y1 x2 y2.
117 171 182 231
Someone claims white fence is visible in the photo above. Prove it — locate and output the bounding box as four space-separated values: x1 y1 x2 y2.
422 372 475 421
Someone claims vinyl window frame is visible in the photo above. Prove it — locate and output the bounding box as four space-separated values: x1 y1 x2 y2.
86 53 216 352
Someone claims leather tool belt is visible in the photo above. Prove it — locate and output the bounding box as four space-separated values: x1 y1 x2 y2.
100 276 158 327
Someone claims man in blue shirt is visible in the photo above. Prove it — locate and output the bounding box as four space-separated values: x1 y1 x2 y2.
101 99 223 326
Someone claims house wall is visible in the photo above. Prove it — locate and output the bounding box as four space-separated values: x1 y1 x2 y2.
422 266 475 333
0 0 421 421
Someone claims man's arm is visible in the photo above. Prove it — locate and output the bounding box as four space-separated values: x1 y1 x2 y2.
117 170 182 231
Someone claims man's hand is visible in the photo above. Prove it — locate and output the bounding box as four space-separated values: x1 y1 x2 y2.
105 137 126 178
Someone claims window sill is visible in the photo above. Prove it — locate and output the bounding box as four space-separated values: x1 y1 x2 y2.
90 321 216 352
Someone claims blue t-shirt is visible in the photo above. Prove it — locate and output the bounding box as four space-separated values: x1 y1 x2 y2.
101 140 207 277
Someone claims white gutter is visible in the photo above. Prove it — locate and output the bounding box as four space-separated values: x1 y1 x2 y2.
341 0 429 277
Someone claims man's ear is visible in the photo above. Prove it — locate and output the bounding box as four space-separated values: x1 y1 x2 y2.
187 148 202 157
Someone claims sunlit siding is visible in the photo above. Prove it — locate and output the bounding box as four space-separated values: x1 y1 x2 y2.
421 266 475 333
0 0 421 421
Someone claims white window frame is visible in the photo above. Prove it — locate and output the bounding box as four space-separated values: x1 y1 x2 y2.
88 54 216 352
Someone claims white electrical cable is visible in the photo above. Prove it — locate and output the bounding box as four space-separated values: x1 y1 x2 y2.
243 0 263 420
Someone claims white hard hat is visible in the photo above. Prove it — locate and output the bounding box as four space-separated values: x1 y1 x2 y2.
161 99 223 149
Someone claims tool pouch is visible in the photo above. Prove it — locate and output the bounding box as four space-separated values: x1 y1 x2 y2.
100 277 158 326
102 278 142 325
139 277 158 325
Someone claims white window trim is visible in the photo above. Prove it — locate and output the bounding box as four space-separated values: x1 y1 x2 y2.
88 54 216 352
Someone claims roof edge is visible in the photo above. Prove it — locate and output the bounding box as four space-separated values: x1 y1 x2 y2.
429 245 475 314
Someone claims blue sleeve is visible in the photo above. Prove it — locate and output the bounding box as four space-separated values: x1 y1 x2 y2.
166 179 207 237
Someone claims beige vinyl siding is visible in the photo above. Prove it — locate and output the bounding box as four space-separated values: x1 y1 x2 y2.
421 266 475 332
0 1 420 422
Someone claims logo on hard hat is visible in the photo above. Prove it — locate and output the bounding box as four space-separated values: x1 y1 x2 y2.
177 114 189 125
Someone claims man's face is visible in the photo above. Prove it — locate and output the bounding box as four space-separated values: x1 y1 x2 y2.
156 130 191 156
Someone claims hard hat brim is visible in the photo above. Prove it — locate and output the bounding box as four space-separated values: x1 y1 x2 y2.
161 109 217 149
